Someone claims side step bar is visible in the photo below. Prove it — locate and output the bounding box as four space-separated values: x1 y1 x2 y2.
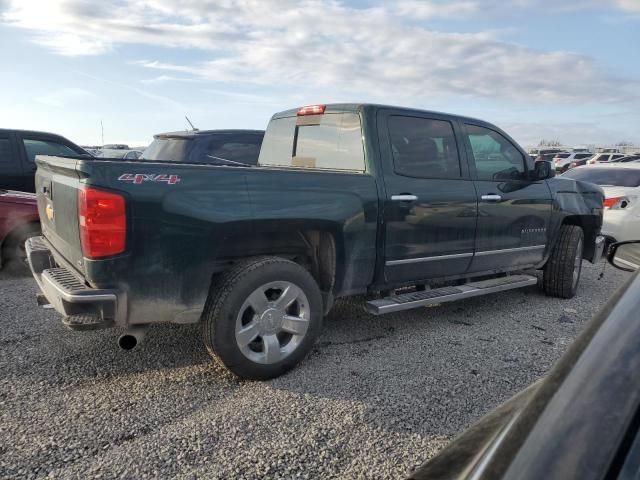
365 274 538 315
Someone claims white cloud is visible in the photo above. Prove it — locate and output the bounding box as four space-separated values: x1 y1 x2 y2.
616 0 640 12
393 1 480 19
34 87 96 107
140 75 200 84
2 0 638 105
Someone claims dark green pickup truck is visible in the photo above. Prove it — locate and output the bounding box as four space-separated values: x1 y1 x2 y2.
27 104 605 379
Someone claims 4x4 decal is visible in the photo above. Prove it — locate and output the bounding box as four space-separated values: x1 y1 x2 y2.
118 173 181 185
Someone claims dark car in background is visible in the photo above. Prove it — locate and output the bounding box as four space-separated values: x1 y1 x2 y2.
0 189 39 270
0 129 89 192
409 240 640 480
532 148 564 162
612 154 640 163
141 129 265 165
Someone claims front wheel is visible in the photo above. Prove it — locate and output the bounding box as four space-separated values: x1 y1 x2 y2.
202 257 323 380
543 225 584 298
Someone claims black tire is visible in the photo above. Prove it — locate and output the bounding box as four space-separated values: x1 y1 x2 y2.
543 225 584 298
202 256 323 380
2 223 41 272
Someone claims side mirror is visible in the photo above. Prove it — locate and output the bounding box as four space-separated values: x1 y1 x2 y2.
607 241 640 272
533 160 555 180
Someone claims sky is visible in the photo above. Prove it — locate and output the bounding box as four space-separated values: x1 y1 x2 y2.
0 0 639 148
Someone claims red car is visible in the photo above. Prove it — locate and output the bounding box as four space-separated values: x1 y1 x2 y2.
0 189 40 269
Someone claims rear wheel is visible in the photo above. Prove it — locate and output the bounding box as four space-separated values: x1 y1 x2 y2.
202 257 323 380
543 225 584 298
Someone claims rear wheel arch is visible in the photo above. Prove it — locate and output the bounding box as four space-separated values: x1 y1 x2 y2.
211 229 339 296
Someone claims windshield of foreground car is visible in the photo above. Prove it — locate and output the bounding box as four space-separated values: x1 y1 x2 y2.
561 168 640 187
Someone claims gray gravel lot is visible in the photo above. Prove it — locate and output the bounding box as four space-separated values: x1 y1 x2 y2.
0 261 631 479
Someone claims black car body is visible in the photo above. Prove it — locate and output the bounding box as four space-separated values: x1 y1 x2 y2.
141 129 265 166
410 242 640 480
0 129 88 192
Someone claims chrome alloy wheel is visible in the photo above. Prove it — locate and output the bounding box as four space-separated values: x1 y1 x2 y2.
235 281 310 365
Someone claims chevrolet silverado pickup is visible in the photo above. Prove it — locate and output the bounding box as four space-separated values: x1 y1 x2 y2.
27 103 605 379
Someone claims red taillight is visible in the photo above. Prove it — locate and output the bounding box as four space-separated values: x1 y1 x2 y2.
603 196 630 209
78 187 126 258
297 104 326 116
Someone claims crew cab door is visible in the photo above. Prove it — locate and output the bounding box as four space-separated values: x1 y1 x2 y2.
378 110 478 284
462 123 552 272
0 132 26 191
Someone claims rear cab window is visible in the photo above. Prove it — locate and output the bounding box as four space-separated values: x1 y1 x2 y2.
258 112 366 172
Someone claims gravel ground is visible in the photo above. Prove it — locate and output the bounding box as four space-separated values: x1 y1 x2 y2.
0 261 631 479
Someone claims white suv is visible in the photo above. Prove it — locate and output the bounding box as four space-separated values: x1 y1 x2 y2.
586 153 626 165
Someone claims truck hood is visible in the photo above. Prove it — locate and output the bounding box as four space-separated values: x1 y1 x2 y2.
0 190 38 206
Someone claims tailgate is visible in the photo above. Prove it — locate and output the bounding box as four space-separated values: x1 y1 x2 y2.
35 155 84 272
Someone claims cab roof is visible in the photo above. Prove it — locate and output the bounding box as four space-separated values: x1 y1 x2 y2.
271 103 489 125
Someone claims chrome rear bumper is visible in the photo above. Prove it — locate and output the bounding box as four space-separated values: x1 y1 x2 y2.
26 236 125 329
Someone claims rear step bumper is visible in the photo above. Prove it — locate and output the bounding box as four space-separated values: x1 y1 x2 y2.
366 274 538 315
26 236 125 330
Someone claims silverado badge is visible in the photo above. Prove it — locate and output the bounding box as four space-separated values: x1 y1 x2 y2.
45 203 54 222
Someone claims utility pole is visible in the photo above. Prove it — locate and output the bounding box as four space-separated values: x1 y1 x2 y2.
101 120 104 146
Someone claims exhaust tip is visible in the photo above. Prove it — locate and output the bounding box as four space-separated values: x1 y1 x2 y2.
118 334 138 350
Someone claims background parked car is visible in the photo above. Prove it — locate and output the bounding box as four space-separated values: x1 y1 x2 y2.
0 189 39 270
95 149 143 160
611 154 640 163
553 152 593 172
562 164 640 244
0 129 89 192
586 152 626 165
141 129 265 165
409 240 640 480
532 148 564 162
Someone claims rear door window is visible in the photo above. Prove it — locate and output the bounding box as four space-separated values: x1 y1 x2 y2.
22 138 79 163
258 113 365 172
387 116 462 179
464 124 527 181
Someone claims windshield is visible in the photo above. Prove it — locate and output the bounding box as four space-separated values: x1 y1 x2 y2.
95 149 127 158
561 168 640 187
140 134 263 165
140 137 192 161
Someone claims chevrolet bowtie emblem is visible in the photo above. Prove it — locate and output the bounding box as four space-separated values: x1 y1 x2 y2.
45 203 54 222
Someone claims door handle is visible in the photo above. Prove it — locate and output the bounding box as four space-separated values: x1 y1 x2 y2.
391 194 418 202
481 194 502 202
